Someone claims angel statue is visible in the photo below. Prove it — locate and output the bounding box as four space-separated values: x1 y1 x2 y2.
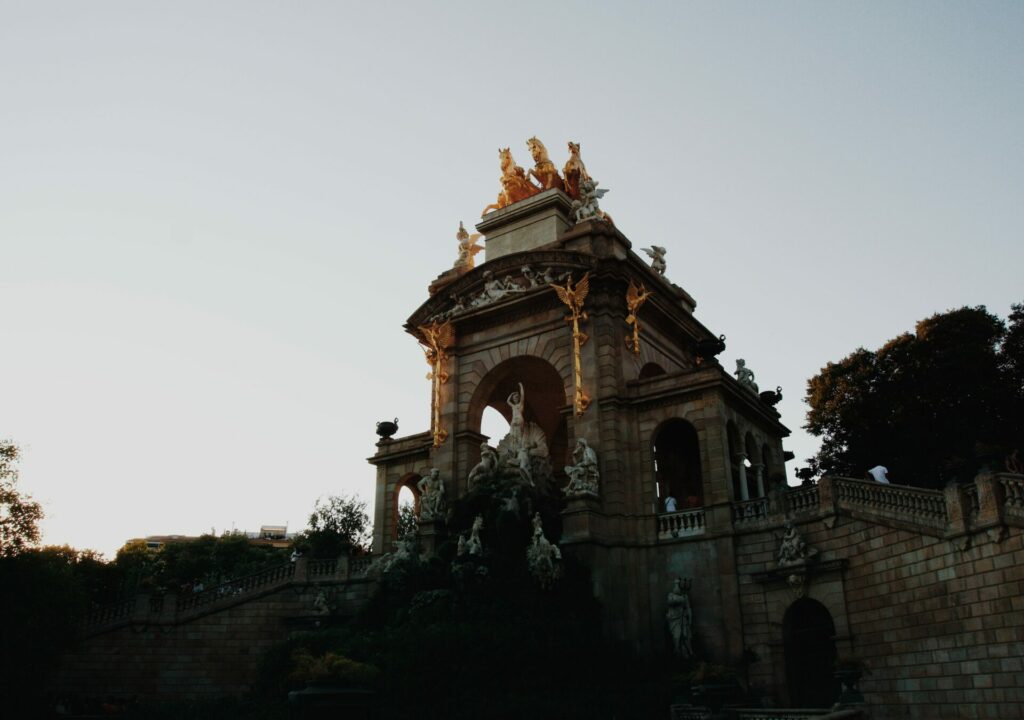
642 246 667 276
453 221 484 272
625 279 654 355
571 177 613 225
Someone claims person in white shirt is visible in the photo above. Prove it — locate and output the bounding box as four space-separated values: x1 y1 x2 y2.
867 466 890 484
664 495 678 512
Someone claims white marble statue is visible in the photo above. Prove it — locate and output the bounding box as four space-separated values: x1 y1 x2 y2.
466 515 484 556
571 177 612 224
564 438 600 497
507 382 526 451
734 359 759 394
526 512 562 589
777 520 817 567
313 590 331 616
642 246 667 276
417 468 446 521
666 578 693 657
468 442 500 486
521 265 559 288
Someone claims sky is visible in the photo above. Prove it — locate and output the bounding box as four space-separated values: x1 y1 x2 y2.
2 1 1022 557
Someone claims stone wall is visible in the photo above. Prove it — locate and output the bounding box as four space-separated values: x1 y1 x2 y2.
54 558 377 702
733 474 1024 719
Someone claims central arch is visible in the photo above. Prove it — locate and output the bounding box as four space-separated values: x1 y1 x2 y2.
467 355 570 479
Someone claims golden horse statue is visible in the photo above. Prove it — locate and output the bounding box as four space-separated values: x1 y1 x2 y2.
562 140 592 200
482 148 541 216
526 137 565 192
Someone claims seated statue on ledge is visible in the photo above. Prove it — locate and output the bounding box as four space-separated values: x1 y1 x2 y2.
564 438 600 498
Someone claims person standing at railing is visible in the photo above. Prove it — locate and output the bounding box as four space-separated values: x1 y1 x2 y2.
867 465 890 484
664 495 677 513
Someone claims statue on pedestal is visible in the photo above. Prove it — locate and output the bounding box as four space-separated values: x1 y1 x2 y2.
564 438 600 498
571 177 613 225
417 468 446 522
734 359 759 394
453 221 484 272
666 578 693 657
777 521 817 567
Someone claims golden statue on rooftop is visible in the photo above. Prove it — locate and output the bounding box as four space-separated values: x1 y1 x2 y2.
526 137 565 192
562 141 591 200
481 148 541 216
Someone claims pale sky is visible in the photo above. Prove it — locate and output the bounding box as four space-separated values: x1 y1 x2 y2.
2 1 1022 557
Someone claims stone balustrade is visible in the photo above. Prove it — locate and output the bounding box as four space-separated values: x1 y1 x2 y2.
833 477 947 528
657 508 706 539
82 554 376 633
786 485 820 515
733 497 770 525
999 474 1024 518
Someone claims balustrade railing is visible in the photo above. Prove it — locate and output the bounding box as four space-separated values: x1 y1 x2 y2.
658 508 706 539
83 597 134 627
350 556 374 576
177 562 296 612
1000 475 1024 517
309 558 338 577
834 478 946 526
786 485 819 515
732 497 769 525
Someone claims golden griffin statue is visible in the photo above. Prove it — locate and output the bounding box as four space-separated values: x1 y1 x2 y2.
417 320 454 447
551 272 592 416
624 279 654 355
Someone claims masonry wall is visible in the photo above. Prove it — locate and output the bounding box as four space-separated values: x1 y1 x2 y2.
54 577 376 702
734 481 1024 719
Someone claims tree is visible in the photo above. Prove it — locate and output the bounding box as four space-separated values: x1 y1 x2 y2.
396 501 418 541
292 494 371 558
804 305 1024 488
0 440 44 557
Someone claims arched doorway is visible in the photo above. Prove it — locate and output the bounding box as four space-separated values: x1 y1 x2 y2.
783 598 839 707
652 419 704 509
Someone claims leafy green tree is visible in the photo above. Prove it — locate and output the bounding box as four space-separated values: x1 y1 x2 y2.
0 440 44 557
396 501 418 541
291 494 371 558
805 304 1024 487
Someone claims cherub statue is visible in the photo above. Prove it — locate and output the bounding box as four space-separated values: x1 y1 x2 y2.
571 177 613 225
417 468 446 522
564 438 600 497
562 140 591 200
453 221 484 272
468 442 499 485
641 246 667 276
521 265 558 288
482 147 540 215
734 359 759 393
526 137 565 191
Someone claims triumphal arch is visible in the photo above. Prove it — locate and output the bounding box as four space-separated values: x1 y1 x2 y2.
369 139 790 661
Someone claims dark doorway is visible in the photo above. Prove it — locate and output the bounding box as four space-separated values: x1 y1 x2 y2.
783 598 839 707
653 419 703 508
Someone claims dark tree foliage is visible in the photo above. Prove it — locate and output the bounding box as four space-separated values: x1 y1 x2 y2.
112 533 289 594
395 501 418 541
805 304 1024 487
256 478 670 719
0 440 44 557
290 494 371 558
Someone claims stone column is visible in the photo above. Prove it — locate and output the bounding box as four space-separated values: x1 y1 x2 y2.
752 463 765 498
736 453 749 501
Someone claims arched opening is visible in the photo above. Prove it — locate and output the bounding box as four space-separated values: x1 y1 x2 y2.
467 356 569 488
392 473 420 545
639 362 666 380
653 419 704 510
783 598 839 708
745 432 763 498
396 485 418 540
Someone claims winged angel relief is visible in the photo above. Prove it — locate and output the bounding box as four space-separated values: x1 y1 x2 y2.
418 320 454 447
550 272 592 416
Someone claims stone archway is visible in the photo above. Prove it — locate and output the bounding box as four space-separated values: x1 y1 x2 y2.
783 598 839 708
467 355 569 483
652 418 704 509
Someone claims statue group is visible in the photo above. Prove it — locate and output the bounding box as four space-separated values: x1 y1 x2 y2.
482 138 612 224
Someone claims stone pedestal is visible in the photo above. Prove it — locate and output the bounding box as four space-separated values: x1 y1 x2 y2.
560 495 602 543
417 518 446 557
476 188 573 261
